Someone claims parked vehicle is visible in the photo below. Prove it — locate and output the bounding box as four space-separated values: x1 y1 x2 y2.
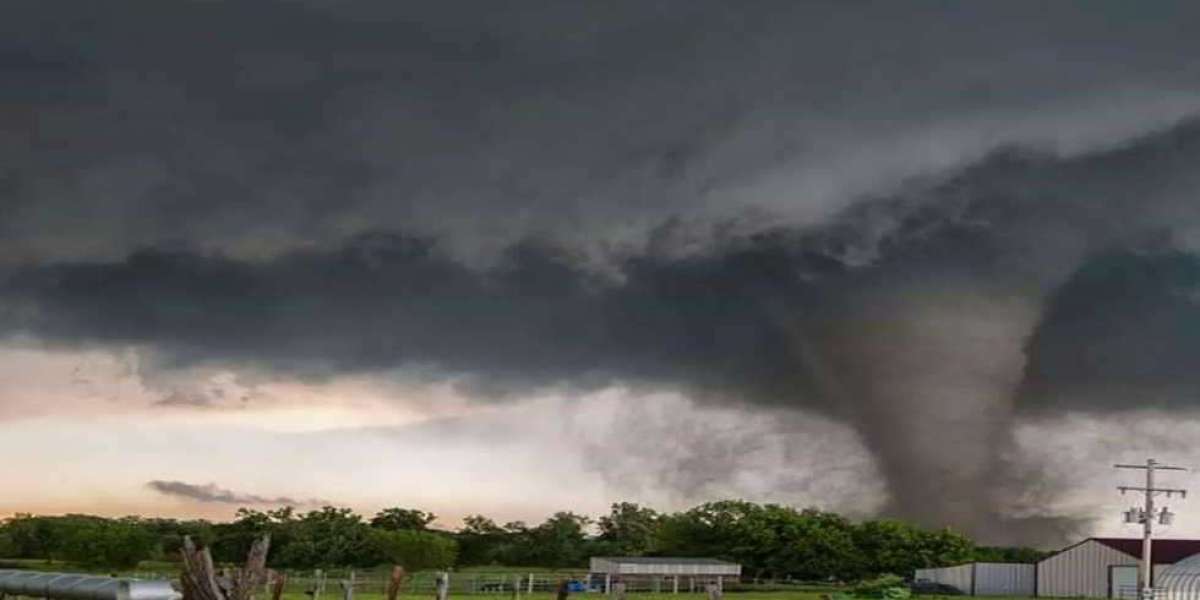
909 581 963 595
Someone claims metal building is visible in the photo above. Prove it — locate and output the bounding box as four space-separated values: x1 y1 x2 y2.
914 563 1035 596
1036 538 1200 599
1158 553 1200 600
588 557 741 593
0 570 179 600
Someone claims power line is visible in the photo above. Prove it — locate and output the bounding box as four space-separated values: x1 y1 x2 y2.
1116 458 1188 600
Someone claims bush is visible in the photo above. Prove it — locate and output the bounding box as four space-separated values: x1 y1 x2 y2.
852 575 911 600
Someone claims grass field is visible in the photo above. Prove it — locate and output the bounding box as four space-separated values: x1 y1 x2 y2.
0 560 1042 600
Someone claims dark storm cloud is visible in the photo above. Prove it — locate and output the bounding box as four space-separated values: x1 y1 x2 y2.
5 1 1200 264
7 117 1200 389
0 229 826 400
1021 250 1200 412
146 480 324 506
8 0 1200 544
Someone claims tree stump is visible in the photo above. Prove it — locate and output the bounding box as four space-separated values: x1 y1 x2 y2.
180 535 271 600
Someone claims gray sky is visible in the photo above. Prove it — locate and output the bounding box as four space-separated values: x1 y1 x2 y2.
5 1 1200 546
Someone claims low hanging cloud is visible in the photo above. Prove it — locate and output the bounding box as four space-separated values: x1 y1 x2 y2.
146 480 326 506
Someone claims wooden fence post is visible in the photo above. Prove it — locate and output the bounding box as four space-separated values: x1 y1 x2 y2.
269 571 287 600
310 570 323 600
386 566 407 600
339 571 359 600
610 583 626 600
435 572 449 600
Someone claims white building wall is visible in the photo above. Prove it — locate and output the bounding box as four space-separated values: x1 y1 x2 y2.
914 563 1035 596
915 564 974 594
590 558 615 574
616 563 740 576
1038 540 1140 598
589 559 741 577
974 563 1036 596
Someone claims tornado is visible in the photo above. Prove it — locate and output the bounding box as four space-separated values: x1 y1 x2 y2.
805 284 1040 540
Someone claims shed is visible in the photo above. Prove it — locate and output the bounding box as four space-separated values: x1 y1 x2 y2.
914 563 1035 596
1037 538 1200 599
1159 553 1200 600
589 557 741 593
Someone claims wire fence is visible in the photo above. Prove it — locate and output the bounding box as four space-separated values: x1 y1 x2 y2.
116 570 835 597
283 572 595 596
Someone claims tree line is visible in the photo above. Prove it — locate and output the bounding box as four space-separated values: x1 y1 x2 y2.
0 500 1048 580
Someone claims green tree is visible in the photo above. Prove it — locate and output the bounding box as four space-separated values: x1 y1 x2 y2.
915 527 974 569
761 507 860 581
526 512 592 568
462 515 503 536
58 517 157 569
456 515 505 566
597 502 660 556
142 517 215 560
973 545 1048 563
275 506 377 568
0 530 16 558
371 508 437 531
655 501 774 567
656 502 861 580
0 500 997 576
3 514 67 560
852 520 973 577
370 529 457 570
211 507 291 565
484 513 595 568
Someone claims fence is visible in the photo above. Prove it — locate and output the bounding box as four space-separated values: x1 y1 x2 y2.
280 571 592 596
273 572 800 596
33 569 837 599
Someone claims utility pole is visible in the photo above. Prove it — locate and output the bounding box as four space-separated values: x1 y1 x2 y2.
1116 458 1188 600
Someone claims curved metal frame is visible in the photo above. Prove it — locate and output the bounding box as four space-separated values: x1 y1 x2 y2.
0 571 179 600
